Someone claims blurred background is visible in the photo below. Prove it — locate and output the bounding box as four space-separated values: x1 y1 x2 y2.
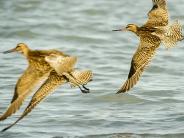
0 0 184 138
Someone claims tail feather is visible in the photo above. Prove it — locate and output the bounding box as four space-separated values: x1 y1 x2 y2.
163 21 183 48
153 21 183 48
70 70 93 87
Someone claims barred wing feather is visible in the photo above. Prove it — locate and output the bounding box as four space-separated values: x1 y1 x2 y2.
1 71 66 132
0 66 48 121
117 35 161 93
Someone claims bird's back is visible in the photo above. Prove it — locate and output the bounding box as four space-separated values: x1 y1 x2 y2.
27 49 66 71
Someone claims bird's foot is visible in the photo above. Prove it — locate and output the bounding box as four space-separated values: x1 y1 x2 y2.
82 85 90 91
81 89 90 93
79 86 90 93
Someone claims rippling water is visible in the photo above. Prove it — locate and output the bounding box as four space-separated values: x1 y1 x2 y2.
0 0 184 138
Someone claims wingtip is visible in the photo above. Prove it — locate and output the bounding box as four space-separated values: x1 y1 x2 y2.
116 89 126 94
1 127 9 132
0 116 7 122
1 120 17 132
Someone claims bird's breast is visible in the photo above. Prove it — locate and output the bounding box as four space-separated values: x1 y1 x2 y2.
29 58 52 72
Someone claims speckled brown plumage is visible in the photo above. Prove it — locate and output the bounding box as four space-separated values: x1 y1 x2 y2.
1 43 93 131
144 0 168 27
45 54 93 91
115 0 183 93
1 71 66 132
2 68 93 131
0 43 66 121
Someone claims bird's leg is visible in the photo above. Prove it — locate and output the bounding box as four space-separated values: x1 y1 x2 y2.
64 72 90 93
82 85 90 91
78 86 89 93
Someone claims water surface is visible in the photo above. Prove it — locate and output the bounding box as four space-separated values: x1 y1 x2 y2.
0 0 184 138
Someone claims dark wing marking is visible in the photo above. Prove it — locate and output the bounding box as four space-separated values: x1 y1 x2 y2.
144 0 168 27
1 71 66 132
117 34 161 93
152 0 167 9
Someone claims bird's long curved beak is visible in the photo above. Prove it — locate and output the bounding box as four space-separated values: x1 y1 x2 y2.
3 48 17 54
112 28 127 31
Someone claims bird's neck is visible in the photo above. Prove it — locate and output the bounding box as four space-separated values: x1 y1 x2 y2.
23 48 30 58
130 25 140 35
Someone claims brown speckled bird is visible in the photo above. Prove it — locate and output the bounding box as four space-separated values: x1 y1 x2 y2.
114 0 183 93
0 43 65 122
1 43 93 131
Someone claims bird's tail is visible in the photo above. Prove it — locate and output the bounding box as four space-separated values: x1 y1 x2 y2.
152 21 183 48
69 70 93 87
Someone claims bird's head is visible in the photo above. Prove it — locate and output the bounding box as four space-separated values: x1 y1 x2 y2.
3 43 30 56
125 24 138 32
113 24 138 33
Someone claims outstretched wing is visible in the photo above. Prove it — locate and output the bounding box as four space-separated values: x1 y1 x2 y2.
144 0 168 27
117 34 161 93
45 55 77 75
0 66 48 121
1 71 66 132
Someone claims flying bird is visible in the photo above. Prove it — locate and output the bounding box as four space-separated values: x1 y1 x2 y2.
0 43 65 121
113 0 183 93
1 43 93 131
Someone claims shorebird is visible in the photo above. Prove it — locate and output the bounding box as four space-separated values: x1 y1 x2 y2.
113 0 183 93
1 43 93 131
0 43 65 121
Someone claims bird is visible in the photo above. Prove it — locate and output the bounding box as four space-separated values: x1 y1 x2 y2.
113 0 183 93
0 43 66 121
1 43 93 131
